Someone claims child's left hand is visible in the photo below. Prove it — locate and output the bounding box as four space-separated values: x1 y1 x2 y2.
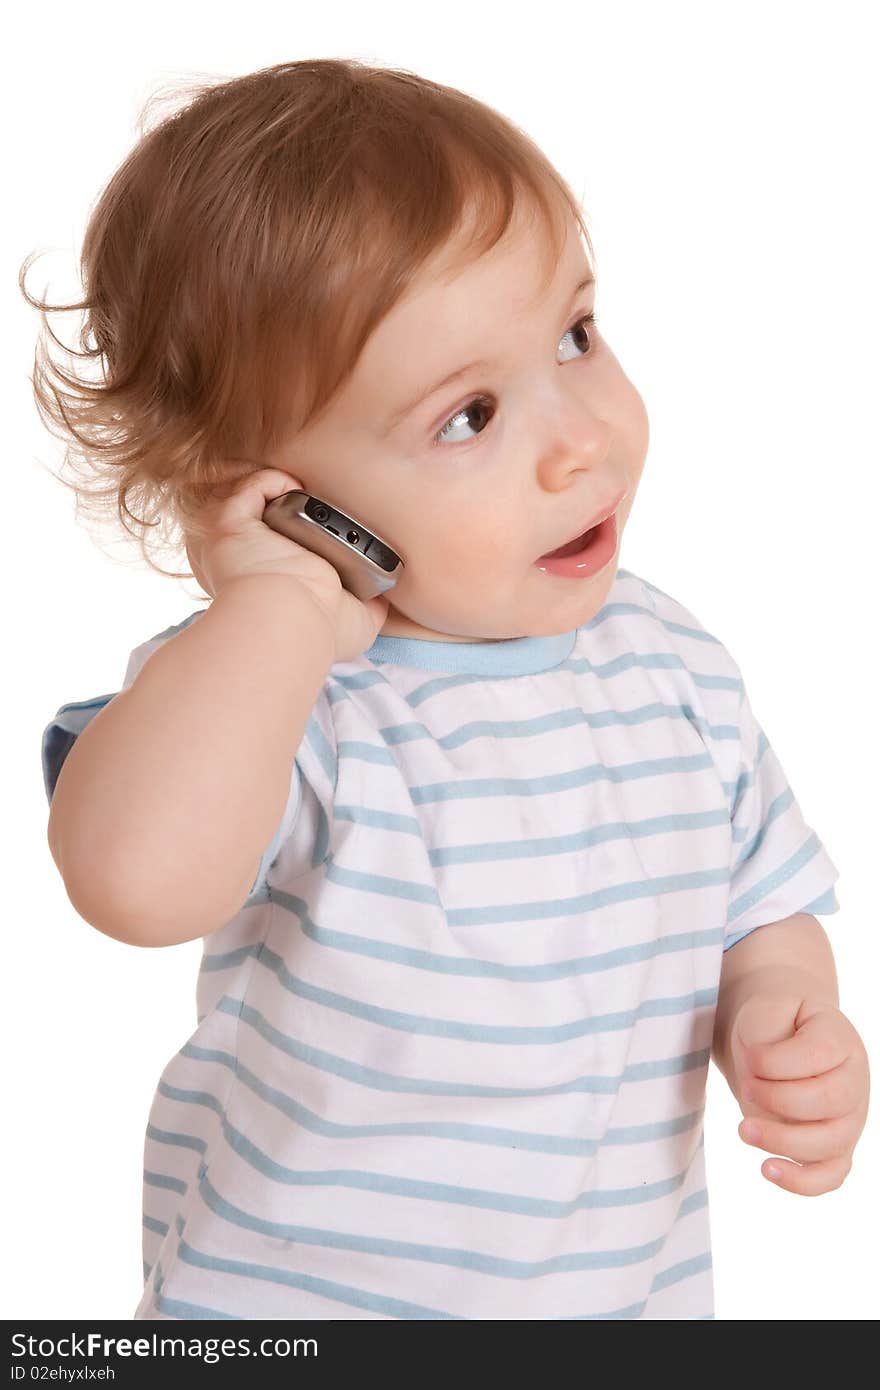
730 994 870 1195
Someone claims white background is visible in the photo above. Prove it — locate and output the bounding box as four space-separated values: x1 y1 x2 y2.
5 0 877 1321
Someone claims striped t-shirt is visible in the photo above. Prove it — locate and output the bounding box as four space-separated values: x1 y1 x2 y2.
41 567 840 1320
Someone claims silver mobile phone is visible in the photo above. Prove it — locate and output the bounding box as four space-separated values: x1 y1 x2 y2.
261 490 403 601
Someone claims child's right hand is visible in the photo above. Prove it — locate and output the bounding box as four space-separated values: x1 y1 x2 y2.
183 469 391 664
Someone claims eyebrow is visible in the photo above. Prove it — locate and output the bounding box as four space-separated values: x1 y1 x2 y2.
382 270 596 435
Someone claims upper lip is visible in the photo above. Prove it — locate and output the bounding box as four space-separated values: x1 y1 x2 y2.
538 488 627 557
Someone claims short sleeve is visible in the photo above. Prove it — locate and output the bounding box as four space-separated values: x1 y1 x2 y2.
41 694 116 805
724 682 841 951
41 605 302 903
41 609 209 807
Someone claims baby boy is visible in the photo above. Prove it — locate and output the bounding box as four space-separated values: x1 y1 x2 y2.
40 58 868 1320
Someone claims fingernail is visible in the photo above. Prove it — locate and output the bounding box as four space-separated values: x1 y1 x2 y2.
741 1120 761 1143
766 1163 782 1181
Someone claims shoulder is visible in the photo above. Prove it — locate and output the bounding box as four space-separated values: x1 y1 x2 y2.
596 569 751 784
607 567 746 699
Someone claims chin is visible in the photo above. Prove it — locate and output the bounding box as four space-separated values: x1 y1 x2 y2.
381 563 619 642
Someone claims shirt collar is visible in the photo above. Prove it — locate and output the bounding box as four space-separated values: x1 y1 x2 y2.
364 626 578 675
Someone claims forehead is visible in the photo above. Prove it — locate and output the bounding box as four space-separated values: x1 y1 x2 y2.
368 208 586 364
402 200 578 318
298 198 588 442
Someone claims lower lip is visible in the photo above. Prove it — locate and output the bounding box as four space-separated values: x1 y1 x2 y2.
534 511 619 579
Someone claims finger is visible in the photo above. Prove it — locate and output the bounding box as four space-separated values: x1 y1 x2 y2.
760 1154 852 1196
190 468 301 530
739 1111 854 1164
741 1058 858 1122
221 469 305 527
747 1011 849 1081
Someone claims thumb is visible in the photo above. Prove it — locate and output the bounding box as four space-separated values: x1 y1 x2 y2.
732 993 801 1083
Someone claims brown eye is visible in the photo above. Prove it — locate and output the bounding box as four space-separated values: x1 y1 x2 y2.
434 398 495 446
431 308 598 448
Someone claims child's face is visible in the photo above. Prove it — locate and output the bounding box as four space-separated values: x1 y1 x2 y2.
272 197 649 642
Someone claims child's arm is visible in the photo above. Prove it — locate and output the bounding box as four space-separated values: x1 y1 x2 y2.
47 573 336 949
712 913 869 1194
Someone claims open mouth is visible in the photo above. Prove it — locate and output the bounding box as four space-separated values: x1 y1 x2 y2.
534 510 619 578
539 524 601 560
